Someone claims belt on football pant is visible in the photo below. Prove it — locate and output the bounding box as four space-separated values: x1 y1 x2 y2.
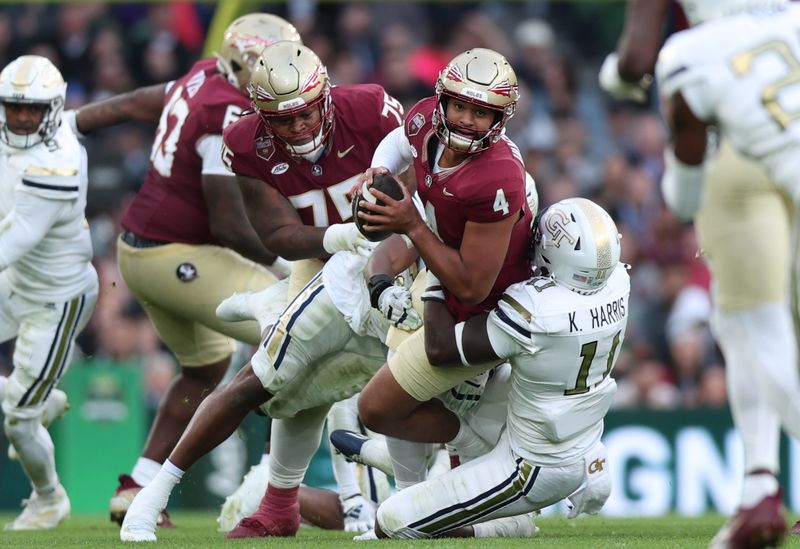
120 230 167 248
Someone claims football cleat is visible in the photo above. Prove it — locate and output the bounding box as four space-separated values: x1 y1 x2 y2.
109 474 174 528
226 505 300 539
330 430 372 466
5 484 70 530
217 461 271 532
342 494 376 533
475 512 539 538
8 389 69 461
353 528 378 541
791 520 800 535
709 490 786 549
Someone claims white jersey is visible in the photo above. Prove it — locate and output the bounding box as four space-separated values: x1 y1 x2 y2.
656 4 800 200
486 264 630 466
0 123 95 302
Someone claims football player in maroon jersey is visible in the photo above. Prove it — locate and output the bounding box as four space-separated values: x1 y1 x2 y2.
350 49 532 458
65 14 301 527
117 41 406 542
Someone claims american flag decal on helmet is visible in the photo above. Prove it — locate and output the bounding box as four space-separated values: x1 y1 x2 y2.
489 80 517 97
446 65 464 83
251 84 275 101
300 64 322 94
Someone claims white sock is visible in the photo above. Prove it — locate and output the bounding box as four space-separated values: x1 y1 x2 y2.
386 437 428 490
5 417 58 495
714 305 789 473
449 419 490 461
741 473 779 508
270 406 329 488
131 457 162 487
162 459 185 480
327 398 362 500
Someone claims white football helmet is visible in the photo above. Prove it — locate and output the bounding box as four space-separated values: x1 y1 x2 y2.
249 42 332 157
216 13 302 91
678 0 788 26
533 198 621 295
0 55 66 149
433 48 519 154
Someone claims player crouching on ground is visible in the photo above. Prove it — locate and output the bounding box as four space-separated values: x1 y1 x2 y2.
373 198 629 539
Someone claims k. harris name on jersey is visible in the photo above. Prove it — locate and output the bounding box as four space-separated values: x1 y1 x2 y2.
571 296 627 333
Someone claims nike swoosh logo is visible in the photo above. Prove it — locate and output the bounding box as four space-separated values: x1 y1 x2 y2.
337 145 355 158
442 187 454 197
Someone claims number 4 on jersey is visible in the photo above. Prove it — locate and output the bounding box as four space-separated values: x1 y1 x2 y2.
493 189 509 215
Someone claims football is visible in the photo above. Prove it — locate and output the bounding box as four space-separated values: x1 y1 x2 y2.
352 173 405 242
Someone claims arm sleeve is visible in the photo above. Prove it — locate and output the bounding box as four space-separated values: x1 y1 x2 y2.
371 126 414 175
196 134 231 176
0 190 66 270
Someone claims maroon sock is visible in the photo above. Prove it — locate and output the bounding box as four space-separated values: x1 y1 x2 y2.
256 484 299 516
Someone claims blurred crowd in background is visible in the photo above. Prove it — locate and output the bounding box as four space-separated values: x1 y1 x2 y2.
0 2 724 413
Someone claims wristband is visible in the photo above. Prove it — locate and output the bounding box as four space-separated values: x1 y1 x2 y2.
367 274 393 309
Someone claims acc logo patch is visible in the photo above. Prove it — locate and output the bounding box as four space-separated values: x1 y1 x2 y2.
408 113 425 136
176 263 198 282
255 136 275 162
271 162 289 175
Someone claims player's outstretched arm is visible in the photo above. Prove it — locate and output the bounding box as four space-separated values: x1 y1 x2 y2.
236 174 329 260
424 295 498 367
617 0 671 81
70 83 167 135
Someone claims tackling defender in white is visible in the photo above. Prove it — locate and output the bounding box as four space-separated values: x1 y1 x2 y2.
370 198 627 539
0 55 98 530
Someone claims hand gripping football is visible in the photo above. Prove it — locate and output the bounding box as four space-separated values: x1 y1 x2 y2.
352 173 404 242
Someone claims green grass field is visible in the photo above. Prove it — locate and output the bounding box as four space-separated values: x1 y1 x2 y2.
1 513 799 548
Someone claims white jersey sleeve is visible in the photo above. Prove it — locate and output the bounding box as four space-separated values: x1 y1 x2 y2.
371 125 413 175
195 134 231 176
16 139 83 201
0 191 66 270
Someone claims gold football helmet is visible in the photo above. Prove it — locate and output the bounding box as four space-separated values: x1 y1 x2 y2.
249 42 333 157
216 13 302 91
0 55 66 149
433 48 519 154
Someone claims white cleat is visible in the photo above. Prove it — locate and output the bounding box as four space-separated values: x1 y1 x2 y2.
119 484 165 542
216 291 257 322
353 528 378 541
217 460 270 533
216 280 289 328
476 512 539 538
342 494 377 533
5 484 70 531
9 389 69 461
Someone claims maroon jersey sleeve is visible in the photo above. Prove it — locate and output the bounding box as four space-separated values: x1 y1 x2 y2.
122 59 251 245
222 112 265 181
459 138 527 224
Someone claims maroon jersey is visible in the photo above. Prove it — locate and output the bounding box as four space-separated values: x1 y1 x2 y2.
406 97 532 322
122 58 248 244
222 84 403 227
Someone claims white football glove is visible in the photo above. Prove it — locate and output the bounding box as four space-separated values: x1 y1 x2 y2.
61 110 85 138
342 495 376 533
377 285 422 331
598 53 652 103
567 446 611 518
323 223 377 258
